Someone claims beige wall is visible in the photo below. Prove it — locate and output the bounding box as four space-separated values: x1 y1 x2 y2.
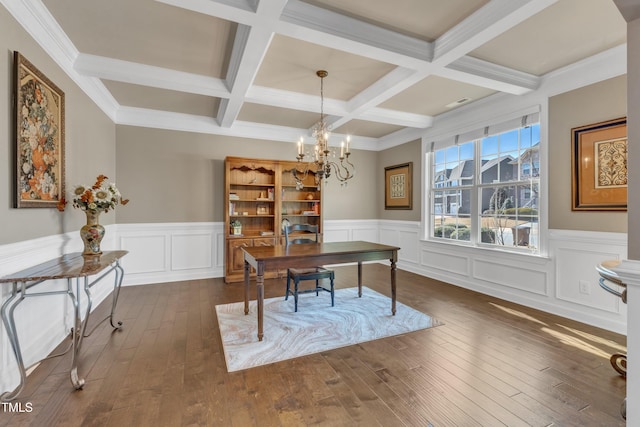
548 75 627 232
115 126 378 223
0 7 116 245
378 139 422 221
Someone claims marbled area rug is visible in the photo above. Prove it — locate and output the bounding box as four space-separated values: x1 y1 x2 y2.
216 287 441 372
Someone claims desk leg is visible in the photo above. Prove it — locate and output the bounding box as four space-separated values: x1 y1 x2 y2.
69 278 85 390
391 259 397 315
244 261 250 315
257 266 264 342
0 285 26 402
357 262 363 297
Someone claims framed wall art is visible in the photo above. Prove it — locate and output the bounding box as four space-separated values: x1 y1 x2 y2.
571 117 627 211
14 51 65 208
384 162 413 210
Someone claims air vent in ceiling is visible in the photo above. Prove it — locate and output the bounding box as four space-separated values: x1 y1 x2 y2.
446 97 472 108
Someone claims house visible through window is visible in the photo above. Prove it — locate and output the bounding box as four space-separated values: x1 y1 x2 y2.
430 122 540 253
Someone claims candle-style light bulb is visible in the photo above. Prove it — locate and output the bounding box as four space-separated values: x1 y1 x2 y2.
340 141 344 158
346 135 351 154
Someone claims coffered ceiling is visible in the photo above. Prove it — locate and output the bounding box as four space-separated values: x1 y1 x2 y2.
3 0 627 150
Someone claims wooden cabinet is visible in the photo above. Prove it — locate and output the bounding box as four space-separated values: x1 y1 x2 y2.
280 161 322 233
224 157 323 282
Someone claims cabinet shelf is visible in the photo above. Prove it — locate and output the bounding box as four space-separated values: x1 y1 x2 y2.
230 183 275 187
282 184 318 189
225 157 323 283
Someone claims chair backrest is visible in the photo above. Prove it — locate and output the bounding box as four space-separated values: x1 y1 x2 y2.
284 223 319 246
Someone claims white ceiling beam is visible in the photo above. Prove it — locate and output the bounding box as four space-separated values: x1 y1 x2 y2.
74 54 230 98
282 0 552 131
246 85 432 128
246 85 347 115
154 0 258 25
280 0 432 67
358 108 433 129
441 57 539 95
155 0 551 132
217 0 289 127
116 106 379 149
327 67 430 130
433 0 560 65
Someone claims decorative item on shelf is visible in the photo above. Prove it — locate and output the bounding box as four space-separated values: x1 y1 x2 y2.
293 70 355 189
231 219 242 236
56 174 128 256
306 192 314 200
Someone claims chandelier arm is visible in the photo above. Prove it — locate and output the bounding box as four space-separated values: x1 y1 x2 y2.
342 156 356 178
326 161 355 183
293 70 355 186
292 163 311 190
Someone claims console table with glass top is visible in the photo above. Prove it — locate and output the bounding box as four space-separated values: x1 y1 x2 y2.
0 250 128 401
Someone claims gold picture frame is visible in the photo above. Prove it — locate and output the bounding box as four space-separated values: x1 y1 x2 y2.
14 51 65 208
385 162 412 210
571 118 627 211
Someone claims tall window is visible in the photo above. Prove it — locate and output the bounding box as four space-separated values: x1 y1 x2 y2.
430 123 540 252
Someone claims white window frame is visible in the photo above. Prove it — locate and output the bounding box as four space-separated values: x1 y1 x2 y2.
423 109 544 255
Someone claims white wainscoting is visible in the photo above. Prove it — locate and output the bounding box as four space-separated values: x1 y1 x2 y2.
376 222 627 334
0 220 629 395
322 220 379 243
116 222 225 286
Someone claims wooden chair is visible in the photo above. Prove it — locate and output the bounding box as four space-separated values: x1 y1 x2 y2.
284 223 335 312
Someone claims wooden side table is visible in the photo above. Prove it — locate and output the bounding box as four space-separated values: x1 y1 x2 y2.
0 250 128 401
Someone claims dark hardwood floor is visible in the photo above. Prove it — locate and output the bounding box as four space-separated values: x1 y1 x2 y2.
0 264 626 426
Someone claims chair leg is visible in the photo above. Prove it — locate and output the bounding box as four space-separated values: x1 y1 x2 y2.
330 275 335 307
285 272 291 301
294 278 299 312
315 278 319 296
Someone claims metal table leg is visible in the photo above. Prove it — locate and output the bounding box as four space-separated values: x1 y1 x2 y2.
1 280 80 400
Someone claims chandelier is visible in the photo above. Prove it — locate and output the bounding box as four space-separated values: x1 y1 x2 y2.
293 70 355 189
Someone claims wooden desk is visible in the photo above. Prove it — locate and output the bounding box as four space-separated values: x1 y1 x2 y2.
0 251 128 401
242 241 399 341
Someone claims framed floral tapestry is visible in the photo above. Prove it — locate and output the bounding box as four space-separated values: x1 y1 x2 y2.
385 162 413 210
14 51 65 208
571 117 627 211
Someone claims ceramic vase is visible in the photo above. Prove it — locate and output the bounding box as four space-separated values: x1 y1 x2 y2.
80 209 105 256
